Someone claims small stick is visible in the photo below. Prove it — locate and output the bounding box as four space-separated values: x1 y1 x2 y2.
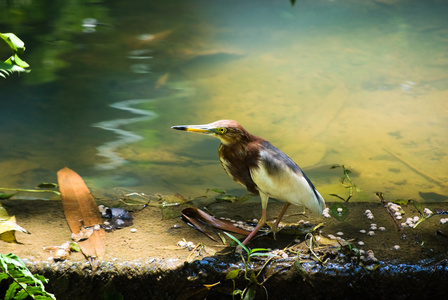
376 192 406 239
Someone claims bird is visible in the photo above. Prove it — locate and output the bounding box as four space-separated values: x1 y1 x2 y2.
171 120 325 245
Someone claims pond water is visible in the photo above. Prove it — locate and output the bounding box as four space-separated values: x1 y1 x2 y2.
0 0 447 203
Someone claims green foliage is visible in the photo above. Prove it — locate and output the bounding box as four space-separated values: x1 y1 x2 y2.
0 33 31 78
0 193 16 200
330 164 360 202
329 202 349 222
0 253 55 300
224 232 275 300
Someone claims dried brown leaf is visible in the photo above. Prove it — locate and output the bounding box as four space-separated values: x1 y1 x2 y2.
57 167 106 261
182 207 251 241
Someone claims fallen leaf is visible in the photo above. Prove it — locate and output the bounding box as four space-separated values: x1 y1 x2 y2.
0 215 31 243
57 167 106 261
182 207 251 242
0 215 30 235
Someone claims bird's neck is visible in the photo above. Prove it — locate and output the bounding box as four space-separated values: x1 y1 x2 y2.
219 133 262 156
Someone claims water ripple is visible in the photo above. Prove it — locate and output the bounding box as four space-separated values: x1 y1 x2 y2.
92 99 157 170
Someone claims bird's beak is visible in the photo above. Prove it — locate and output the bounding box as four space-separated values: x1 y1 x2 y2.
171 124 215 134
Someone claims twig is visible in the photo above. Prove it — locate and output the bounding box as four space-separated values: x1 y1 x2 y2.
376 192 406 239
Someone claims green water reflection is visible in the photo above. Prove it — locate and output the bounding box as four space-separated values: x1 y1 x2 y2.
0 0 447 203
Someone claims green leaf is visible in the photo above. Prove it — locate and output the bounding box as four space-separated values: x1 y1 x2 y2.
0 253 55 300
329 202 349 221
0 193 16 199
0 33 25 54
249 248 271 253
224 232 250 254
12 53 30 68
36 183 59 189
70 242 81 252
1 33 31 77
329 193 346 201
411 200 424 215
393 199 408 206
226 269 241 280
243 283 257 300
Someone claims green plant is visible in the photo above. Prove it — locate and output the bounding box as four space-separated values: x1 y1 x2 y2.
224 232 276 300
0 253 55 300
330 164 360 202
0 33 31 78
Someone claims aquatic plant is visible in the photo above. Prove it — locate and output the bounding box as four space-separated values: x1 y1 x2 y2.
330 164 360 202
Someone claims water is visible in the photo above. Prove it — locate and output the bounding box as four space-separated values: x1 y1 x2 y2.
0 0 447 202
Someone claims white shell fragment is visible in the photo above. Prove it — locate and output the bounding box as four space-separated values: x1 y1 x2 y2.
424 208 433 216
363 209 374 220
322 207 331 218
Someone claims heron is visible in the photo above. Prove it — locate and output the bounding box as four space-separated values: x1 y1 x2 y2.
172 120 325 245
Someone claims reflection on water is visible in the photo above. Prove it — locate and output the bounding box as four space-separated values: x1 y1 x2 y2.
0 0 447 203
92 99 157 170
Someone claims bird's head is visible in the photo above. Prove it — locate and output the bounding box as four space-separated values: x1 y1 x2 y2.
171 120 249 145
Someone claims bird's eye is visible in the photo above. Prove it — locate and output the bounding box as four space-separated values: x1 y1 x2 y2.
217 127 227 134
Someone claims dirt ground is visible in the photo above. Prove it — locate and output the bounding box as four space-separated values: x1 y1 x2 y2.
2 196 448 266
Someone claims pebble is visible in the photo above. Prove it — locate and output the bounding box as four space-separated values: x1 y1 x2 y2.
177 240 187 247
359 229 366 234
130 228 137 233
337 232 344 236
358 241 365 246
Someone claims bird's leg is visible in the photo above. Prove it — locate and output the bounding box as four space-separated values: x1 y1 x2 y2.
271 202 291 239
241 193 269 245
241 208 266 245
